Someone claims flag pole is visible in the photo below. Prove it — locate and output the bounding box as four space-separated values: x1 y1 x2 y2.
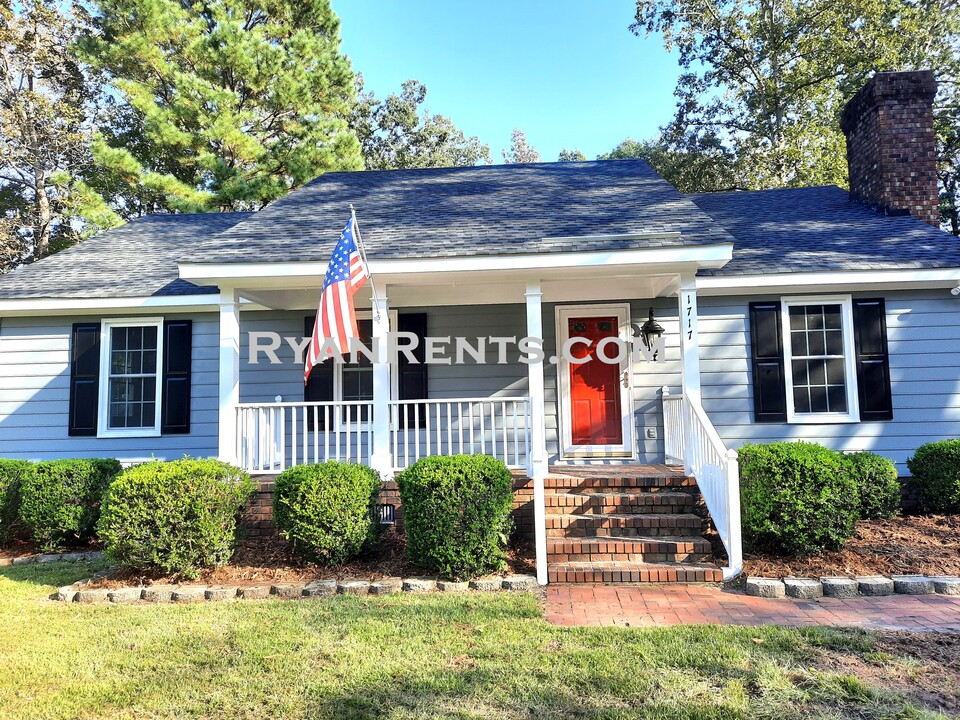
349 204 381 322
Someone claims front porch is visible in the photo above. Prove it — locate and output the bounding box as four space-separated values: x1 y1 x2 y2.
196 242 742 583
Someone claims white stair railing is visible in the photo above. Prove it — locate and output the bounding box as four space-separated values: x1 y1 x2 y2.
389 397 531 471
661 386 743 580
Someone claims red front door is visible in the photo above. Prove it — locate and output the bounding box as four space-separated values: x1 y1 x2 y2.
568 316 623 445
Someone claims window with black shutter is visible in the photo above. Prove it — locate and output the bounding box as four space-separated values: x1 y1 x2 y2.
68 317 194 437
748 296 893 423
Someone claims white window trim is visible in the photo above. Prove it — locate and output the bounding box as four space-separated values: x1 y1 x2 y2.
328 310 398 429
98 317 165 438
781 295 860 424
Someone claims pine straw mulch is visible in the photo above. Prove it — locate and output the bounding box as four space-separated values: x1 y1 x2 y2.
743 514 960 578
0 539 97 560
80 527 537 590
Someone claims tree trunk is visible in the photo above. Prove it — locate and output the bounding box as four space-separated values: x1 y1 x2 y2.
34 174 51 259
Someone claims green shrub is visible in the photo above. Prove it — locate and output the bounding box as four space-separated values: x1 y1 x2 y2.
98 459 254 578
842 451 901 519
738 441 859 557
907 439 960 514
0 459 33 545
273 461 381 565
396 454 513 581
19 458 121 551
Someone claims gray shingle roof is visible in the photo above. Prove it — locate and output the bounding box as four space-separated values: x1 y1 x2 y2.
187 159 735 263
0 212 250 299
687 186 960 275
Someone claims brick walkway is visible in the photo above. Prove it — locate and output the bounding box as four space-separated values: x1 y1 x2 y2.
544 585 960 631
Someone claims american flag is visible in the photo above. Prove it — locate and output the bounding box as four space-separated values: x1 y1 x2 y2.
304 214 369 384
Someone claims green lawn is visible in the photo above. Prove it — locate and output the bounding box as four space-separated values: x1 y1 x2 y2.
0 563 955 720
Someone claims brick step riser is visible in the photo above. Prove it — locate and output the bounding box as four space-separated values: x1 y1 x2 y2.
547 526 705 538
545 503 694 515
544 478 696 491
549 567 723 584
548 552 712 564
547 540 713 555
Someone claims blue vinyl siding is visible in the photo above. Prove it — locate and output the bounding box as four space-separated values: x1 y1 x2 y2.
698 290 960 472
0 313 219 462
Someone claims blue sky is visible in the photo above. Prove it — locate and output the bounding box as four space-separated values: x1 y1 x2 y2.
334 1 681 163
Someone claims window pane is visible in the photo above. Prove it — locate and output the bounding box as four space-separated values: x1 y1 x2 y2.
826 358 845 384
112 327 127 351
808 359 826 385
143 326 157 348
808 330 826 355
809 386 828 413
128 327 143 350
793 387 811 413
143 350 157 374
790 331 807 356
825 330 843 355
807 307 824 330
791 360 808 386
827 385 847 413
788 307 806 331
824 305 842 329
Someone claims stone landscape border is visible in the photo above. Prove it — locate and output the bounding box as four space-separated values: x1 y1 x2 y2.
52 574 539 603
746 575 960 599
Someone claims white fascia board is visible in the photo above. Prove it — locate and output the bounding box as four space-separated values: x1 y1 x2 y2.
0 294 263 317
177 242 734 283
696 268 960 295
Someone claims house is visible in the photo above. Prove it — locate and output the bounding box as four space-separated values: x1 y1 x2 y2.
1 70 956 585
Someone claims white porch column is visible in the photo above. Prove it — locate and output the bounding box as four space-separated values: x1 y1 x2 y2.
678 274 702 475
677 274 702 404
525 281 549 585
370 289 393 479
218 288 241 464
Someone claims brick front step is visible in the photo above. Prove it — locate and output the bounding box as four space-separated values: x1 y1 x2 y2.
543 475 696 491
544 492 694 515
546 513 705 538
547 537 713 564
548 561 723 584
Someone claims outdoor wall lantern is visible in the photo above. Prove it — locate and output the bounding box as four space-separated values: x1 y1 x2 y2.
640 307 665 351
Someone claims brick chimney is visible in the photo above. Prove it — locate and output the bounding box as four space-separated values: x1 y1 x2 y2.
840 70 939 226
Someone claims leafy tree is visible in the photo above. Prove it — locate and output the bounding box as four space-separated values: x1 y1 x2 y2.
80 0 363 214
351 77 489 170
599 135 741 192
0 0 120 272
502 128 541 164
632 0 960 192
557 148 586 162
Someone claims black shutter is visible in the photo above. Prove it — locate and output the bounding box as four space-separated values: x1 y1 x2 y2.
161 320 192 434
749 301 787 422
304 315 335 429
397 313 428 427
853 298 893 421
69 323 100 436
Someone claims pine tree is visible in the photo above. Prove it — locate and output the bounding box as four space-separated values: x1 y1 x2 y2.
81 0 363 214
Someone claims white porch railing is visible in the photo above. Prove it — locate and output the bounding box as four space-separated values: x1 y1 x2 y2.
235 401 374 473
661 386 743 580
235 397 532 474
389 397 531 471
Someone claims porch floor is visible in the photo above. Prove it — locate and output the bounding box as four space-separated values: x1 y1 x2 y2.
512 464 688 480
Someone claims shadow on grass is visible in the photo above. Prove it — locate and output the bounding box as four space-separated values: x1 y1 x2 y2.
0 560 110 589
298 665 755 720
